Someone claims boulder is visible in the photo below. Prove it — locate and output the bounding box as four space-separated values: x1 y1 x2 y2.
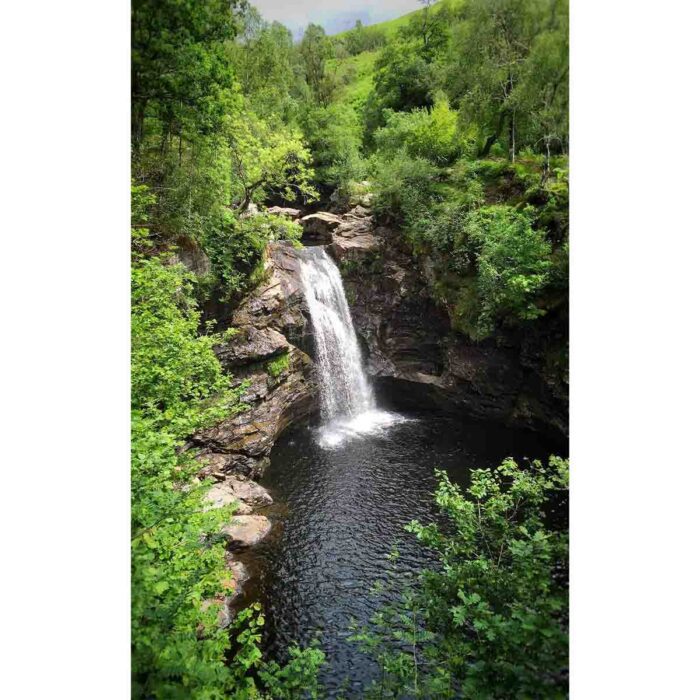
221 515 272 548
324 205 381 263
203 483 253 514
204 476 272 515
267 206 301 219
215 326 289 369
300 212 343 243
225 476 273 507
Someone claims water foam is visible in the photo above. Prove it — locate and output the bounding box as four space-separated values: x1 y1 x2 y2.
299 247 406 447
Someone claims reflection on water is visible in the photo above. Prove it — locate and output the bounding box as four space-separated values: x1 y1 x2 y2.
250 413 563 695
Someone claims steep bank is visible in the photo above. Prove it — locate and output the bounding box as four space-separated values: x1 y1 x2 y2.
192 243 318 478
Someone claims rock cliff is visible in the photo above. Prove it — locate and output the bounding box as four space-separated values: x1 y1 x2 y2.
321 206 568 439
192 242 317 478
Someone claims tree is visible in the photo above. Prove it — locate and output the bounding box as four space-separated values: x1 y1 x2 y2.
372 42 436 115
131 0 241 149
228 9 306 121
299 24 335 105
402 0 450 61
344 19 386 55
444 0 530 159
225 111 317 212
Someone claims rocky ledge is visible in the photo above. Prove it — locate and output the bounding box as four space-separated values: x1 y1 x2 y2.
199 475 275 626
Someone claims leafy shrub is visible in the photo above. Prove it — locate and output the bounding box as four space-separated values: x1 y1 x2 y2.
407 200 552 340
202 211 302 301
300 103 367 197
131 252 244 697
370 149 438 224
473 206 553 337
375 96 462 166
265 351 290 378
352 457 569 698
132 251 324 697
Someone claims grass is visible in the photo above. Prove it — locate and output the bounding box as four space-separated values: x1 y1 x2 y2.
265 351 290 378
328 1 445 110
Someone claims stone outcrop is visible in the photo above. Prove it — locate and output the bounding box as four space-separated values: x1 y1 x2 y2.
300 212 343 244
328 205 381 263
193 242 317 478
204 476 274 514
317 206 568 439
221 515 272 548
266 206 302 219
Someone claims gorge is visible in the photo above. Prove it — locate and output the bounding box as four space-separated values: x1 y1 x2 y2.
130 1 570 694
187 206 567 692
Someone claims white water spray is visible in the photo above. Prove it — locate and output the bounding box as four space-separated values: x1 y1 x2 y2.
299 246 404 447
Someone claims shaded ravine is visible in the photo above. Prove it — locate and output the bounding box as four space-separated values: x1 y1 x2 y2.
235 247 564 694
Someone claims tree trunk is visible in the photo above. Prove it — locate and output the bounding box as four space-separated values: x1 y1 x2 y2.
132 99 146 154
479 111 507 158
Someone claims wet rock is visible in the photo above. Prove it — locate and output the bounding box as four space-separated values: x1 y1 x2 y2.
192 241 318 477
194 346 315 478
225 476 273 508
337 219 568 438
204 476 273 513
224 559 249 593
221 515 272 548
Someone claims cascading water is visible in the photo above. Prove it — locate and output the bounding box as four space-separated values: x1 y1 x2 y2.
299 246 404 447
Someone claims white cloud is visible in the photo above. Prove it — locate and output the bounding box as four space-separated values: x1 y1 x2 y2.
252 0 421 37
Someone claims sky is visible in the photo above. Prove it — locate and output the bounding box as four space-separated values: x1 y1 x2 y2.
251 0 422 38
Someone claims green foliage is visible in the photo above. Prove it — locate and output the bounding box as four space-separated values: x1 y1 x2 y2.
131 249 245 697
370 149 438 224
353 457 569 698
131 249 324 697
444 0 569 159
372 43 436 115
228 7 306 120
265 351 290 378
131 0 241 147
300 24 336 106
202 210 302 301
471 205 553 337
300 103 367 198
258 644 326 699
375 96 462 166
341 20 387 56
225 110 318 212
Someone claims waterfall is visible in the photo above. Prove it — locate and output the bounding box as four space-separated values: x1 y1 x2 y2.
299 246 403 447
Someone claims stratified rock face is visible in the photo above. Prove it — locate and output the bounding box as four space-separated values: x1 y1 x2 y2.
329 206 381 263
321 206 568 438
193 242 318 478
